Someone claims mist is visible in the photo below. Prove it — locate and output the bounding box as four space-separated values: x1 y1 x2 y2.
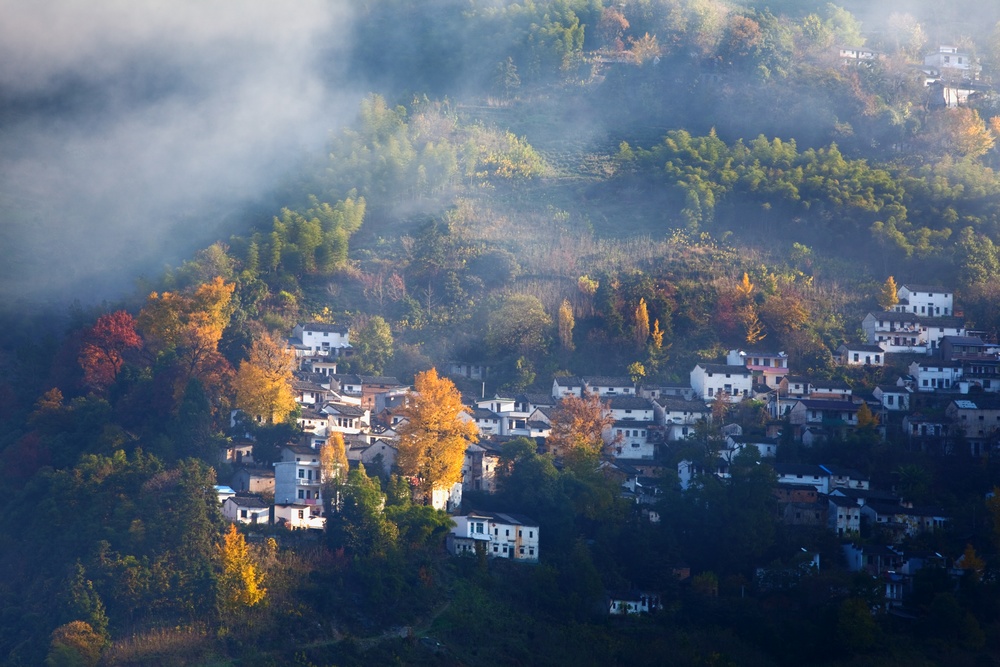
0 1 360 305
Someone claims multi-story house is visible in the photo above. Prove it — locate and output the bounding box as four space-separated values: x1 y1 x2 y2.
291 322 352 358
726 349 790 388
861 312 965 354
447 511 539 562
654 396 708 441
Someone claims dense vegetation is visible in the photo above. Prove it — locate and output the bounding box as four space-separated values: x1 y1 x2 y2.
6 0 1000 664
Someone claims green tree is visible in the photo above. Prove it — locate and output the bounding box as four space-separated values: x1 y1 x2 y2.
485 293 552 357
326 463 398 557
351 316 394 375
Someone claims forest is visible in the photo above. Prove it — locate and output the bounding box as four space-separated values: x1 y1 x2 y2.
6 0 1000 664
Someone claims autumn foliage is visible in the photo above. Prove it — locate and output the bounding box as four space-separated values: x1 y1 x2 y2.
547 391 616 461
217 524 266 617
395 368 478 503
78 311 142 391
233 330 297 424
138 277 236 406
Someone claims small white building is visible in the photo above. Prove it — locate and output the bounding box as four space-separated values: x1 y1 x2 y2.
690 364 753 402
274 503 325 530
836 343 884 367
552 376 585 400
447 510 539 562
608 591 662 615
223 494 270 525
581 376 636 397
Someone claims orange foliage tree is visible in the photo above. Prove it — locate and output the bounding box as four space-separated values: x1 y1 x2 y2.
78 311 142 392
395 368 478 504
547 391 616 461
233 330 297 424
138 277 236 406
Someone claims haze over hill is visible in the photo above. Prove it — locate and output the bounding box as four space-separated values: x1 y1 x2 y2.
0 0 359 304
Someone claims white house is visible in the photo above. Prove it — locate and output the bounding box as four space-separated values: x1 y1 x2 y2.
725 434 778 458
274 503 325 530
581 376 636 397
608 591 662 615
922 46 976 81
909 360 963 392
654 396 708 441
873 385 911 412
292 379 329 406
223 494 270 525
322 402 370 435
893 284 954 317
839 47 878 64
773 463 831 494
447 511 539 562
836 343 884 367
292 322 352 357
552 376 585 400
690 364 752 402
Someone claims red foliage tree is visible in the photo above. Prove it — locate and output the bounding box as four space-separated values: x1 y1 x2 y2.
78 311 142 391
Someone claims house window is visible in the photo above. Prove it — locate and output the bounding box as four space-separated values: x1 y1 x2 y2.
298 490 304 499
241 510 248 518
298 510 304 519
298 469 305 478
529 531 534 538
518 529 522 537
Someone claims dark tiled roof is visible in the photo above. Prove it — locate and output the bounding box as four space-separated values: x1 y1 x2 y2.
696 363 751 376
582 376 634 388
298 322 349 334
608 396 654 410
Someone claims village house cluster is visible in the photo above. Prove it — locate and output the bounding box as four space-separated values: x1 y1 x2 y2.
216 282 992 606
